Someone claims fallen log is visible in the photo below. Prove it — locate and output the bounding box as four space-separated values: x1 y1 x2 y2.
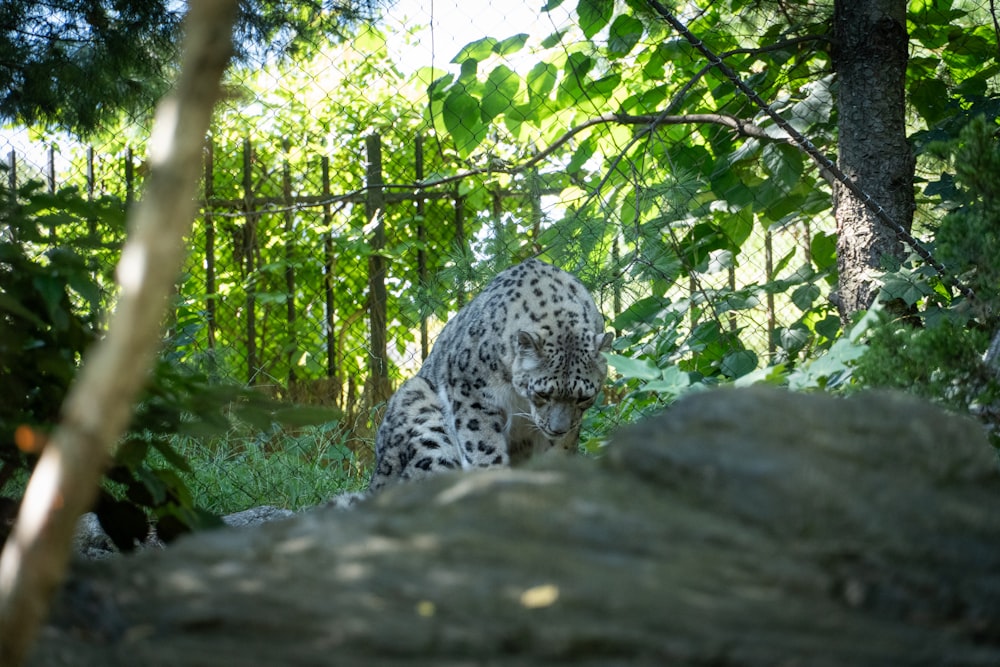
30 387 1000 666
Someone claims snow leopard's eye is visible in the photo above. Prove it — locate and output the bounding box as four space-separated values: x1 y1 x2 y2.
576 395 596 408
532 390 552 404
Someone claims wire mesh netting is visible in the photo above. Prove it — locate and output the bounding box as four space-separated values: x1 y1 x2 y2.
3 0 996 504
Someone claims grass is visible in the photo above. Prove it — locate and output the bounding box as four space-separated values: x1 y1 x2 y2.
159 422 371 515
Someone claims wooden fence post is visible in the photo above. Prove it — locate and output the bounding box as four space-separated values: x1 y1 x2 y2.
204 140 217 349
282 139 297 386
415 134 429 361
242 138 259 384
765 227 776 357
365 134 391 411
321 156 337 381
124 147 135 206
454 193 466 307
46 146 55 194
7 150 15 217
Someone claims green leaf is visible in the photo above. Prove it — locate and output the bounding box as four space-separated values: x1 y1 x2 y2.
493 34 529 56
442 87 487 157
810 231 837 272
909 77 951 125
815 315 841 340
608 14 644 58
642 365 691 396
577 0 614 39
606 353 661 381
527 61 558 100
613 296 665 329
776 326 810 355
482 65 520 122
567 137 596 174
272 405 342 427
452 37 498 64
761 143 804 191
541 31 567 48
791 283 820 310
720 350 758 379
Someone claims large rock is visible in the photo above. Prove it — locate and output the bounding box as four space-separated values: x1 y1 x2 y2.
31 387 1000 666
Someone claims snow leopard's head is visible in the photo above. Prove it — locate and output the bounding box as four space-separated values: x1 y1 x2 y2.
511 329 613 441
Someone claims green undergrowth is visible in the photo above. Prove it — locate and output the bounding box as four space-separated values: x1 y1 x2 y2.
148 423 368 516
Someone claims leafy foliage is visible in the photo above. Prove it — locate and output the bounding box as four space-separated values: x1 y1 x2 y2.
853 116 1000 432
0 0 379 133
0 182 340 548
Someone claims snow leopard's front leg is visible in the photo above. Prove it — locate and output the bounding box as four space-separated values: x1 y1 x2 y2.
446 387 511 469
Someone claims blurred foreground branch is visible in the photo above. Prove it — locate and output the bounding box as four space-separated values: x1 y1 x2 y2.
0 1 239 664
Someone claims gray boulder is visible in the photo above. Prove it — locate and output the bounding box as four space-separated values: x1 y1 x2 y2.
33 387 1000 666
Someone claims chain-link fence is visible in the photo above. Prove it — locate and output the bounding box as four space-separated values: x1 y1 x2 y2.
4 0 991 495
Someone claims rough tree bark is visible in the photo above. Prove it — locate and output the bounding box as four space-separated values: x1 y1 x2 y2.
832 0 915 321
0 2 238 665
28 387 1000 667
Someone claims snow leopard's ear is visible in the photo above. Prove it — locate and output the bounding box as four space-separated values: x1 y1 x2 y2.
594 332 614 354
516 330 545 356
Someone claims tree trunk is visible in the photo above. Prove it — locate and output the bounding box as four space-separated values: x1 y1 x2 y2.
832 0 914 321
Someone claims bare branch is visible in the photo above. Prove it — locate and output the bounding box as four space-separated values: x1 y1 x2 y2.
407 111 784 191
0 2 238 664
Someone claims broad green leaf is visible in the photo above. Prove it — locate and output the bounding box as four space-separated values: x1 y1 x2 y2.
493 34 529 56
606 353 661 381
720 350 758 378
577 0 614 39
482 65 520 122
608 14 644 57
776 326 810 355
273 405 342 427
815 315 841 340
791 283 821 310
613 296 665 329
567 137 596 174
642 365 691 396
761 142 804 191
734 363 788 388
810 231 837 272
453 37 498 64
442 87 487 157
527 61 558 100
910 77 951 125
718 206 753 248
541 30 567 48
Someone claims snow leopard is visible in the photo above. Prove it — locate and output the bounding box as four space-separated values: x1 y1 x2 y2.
367 258 612 493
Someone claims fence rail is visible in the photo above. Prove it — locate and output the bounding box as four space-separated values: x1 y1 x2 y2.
4 123 830 420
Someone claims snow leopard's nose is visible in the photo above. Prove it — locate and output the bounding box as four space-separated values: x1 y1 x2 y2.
546 404 574 435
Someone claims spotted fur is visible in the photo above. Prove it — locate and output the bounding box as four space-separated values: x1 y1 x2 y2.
367 259 612 492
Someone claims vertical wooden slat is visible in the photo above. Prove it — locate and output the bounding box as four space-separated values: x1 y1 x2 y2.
7 150 16 216
243 137 258 384
528 166 542 255
46 146 57 239
415 134 429 361
46 146 55 193
86 146 96 236
765 227 776 358
322 156 337 381
282 139 297 386
365 134 388 391
204 140 217 349
454 194 466 307
124 147 135 206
